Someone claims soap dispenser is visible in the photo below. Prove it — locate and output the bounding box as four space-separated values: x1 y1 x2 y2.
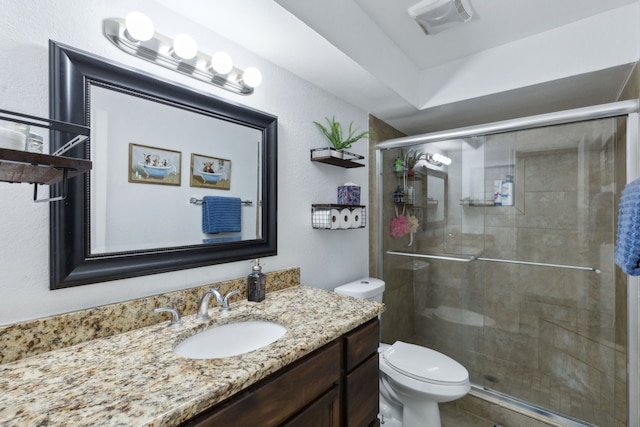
247 259 266 302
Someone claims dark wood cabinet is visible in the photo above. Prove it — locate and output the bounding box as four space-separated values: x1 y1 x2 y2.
180 318 379 427
342 319 380 427
282 385 341 427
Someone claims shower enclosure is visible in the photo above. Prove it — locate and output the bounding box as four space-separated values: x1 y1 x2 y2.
376 101 639 427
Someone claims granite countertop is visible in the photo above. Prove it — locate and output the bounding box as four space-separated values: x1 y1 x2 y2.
0 286 384 426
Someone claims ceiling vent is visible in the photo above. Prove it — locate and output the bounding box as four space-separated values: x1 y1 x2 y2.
408 0 473 35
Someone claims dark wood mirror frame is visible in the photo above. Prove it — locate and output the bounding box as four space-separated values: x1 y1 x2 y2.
49 41 277 289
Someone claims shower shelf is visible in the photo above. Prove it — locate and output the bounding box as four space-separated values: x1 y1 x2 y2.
460 199 495 207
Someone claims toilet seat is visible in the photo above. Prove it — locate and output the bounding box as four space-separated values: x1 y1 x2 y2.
382 341 468 386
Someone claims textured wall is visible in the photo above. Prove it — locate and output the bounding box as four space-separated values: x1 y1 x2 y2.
0 0 369 324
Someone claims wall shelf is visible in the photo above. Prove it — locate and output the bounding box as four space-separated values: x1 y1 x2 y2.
312 204 366 229
0 148 91 185
0 109 91 201
310 147 365 168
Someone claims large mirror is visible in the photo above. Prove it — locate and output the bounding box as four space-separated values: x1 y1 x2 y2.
49 41 277 289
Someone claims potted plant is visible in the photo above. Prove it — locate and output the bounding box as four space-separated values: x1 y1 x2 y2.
313 116 371 159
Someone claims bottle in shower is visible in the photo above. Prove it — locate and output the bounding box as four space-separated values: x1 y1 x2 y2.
493 180 502 206
502 175 514 206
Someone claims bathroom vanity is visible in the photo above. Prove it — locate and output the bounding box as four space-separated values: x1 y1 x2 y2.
0 286 383 426
182 318 380 427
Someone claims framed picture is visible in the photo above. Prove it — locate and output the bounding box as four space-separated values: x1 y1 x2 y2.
129 143 182 186
190 153 232 190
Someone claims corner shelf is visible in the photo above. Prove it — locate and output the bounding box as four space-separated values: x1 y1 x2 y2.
310 147 365 168
0 109 91 201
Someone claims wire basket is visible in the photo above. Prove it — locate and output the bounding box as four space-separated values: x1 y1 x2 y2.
311 204 366 229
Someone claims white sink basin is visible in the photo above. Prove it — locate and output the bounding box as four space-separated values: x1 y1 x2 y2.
174 320 287 359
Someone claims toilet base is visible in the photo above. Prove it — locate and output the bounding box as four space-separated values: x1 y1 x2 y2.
379 395 442 427
378 413 402 427
403 398 441 427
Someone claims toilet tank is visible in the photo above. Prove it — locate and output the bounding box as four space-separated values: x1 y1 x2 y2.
334 277 385 302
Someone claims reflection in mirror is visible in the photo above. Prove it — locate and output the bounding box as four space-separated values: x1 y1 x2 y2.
89 85 262 253
426 168 447 225
49 41 277 289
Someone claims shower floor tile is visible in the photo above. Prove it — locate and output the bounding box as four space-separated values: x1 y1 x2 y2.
440 403 495 427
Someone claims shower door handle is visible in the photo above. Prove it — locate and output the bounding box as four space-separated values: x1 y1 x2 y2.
386 251 476 262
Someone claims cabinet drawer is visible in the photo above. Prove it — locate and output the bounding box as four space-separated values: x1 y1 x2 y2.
343 318 379 372
181 340 341 427
344 353 379 427
282 384 340 427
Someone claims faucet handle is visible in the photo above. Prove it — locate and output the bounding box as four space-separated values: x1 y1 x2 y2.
222 288 241 311
154 307 183 327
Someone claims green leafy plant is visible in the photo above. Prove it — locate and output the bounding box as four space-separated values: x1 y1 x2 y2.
313 116 371 150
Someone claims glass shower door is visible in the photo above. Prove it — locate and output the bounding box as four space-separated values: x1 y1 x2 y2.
380 116 624 426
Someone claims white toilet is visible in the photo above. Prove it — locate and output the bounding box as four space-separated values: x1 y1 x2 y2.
334 278 470 427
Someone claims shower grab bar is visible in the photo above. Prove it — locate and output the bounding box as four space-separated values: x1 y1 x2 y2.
386 251 476 262
477 257 601 274
386 251 600 273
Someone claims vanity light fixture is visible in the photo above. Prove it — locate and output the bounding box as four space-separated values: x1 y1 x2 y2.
405 147 452 168
103 12 262 95
413 152 452 167
430 153 452 166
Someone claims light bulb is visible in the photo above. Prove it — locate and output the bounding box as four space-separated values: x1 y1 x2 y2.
241 67 262 88
432 153 452 165
172 34 198 60
210 51 233 74
124 11 155 42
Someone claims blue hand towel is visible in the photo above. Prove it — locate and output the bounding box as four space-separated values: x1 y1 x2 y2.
202 236 242 244
615 178 640 275
202 196 242 234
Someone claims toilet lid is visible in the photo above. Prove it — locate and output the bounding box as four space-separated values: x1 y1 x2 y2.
382 341 469 386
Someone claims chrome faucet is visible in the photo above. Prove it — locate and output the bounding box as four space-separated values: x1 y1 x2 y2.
197 288 241 319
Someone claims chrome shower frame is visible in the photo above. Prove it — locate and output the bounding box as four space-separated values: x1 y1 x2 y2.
375 100 640 427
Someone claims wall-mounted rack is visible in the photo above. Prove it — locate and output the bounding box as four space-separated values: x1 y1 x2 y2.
0 109 91 203
310 147 365 168
189 197 253 206
312 204 366 229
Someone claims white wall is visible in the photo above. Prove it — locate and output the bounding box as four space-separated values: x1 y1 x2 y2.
0 0 369 324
